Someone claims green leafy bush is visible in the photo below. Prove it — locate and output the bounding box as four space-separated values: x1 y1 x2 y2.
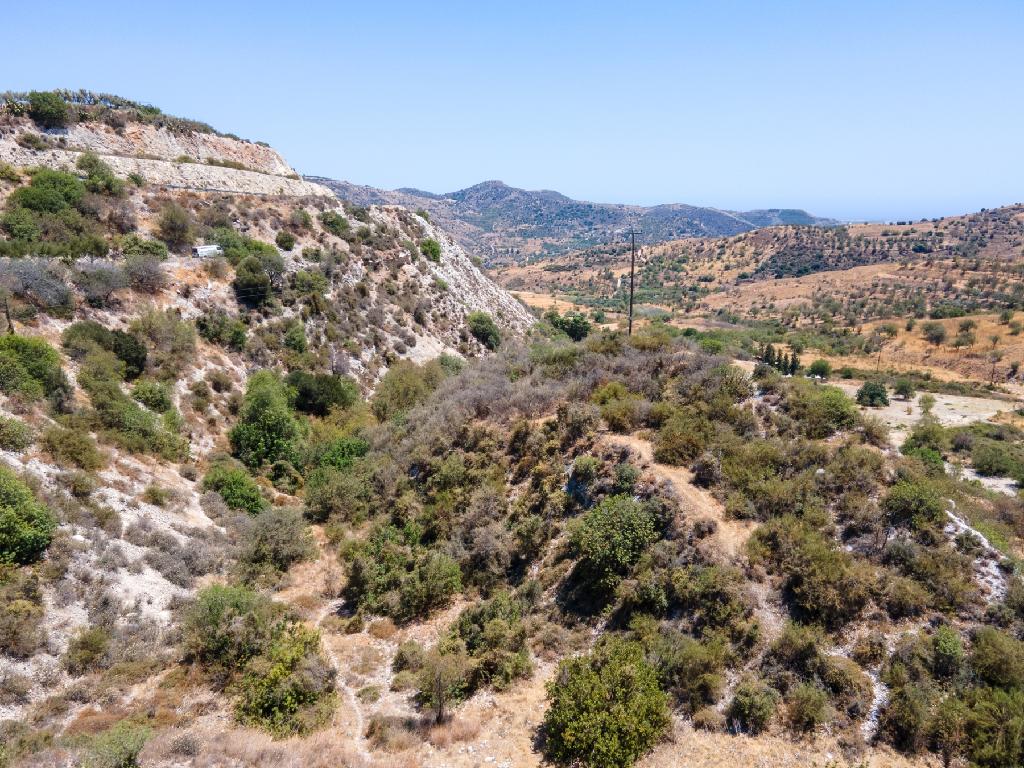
229 371 301 469
451 591 532 690
543 638 669 768
371 360 446 422
0 465 55 565
275 231 296 251
84 721 151 768
234 624 336 736
726 678 778 735
202 462 265 515
856 380 890 407
77 355 185 460
129 309 196 380
233 256 272 306
40 425 106 470
883 478 945 530
655 408 714 463
319 210 350 237
786 682 829 732
131 379 173 413
63 321 147 380
157 203 193 251
26 91 68 127
0 334 68 403
420 238 442 262
181 584 287 682
76 152 125 197
63 626 111 675
572 495 658 593
197 310 247 351
467 311 501 350
236 507 315 584
0 416 32 451
286 371 359 416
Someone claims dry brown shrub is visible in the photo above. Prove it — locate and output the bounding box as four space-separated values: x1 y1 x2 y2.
368 618 397 640
426 715 481 747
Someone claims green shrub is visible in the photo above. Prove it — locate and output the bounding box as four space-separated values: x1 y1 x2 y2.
129 309 196 379
319 210 350 237
970 626 1024 689
972 442 1016 477
120 233 168 259
894 378 916 400
880 684 930 753
84 721 151 768
467 311 501 350
420 238 442 262
286 371 359 416
397 552 462 621
283 322 306 352
883 479 945 530
229 371 301 469
371 360 445 422
76 152 125 197
807 359 831 379
27 91 68 128
40 425 106 470
726 678 778 735
0 334 67 402
317 436 370 470
547 310 591 341
233 256 272 306
303 464 372 523
63 626 111 675
0 416 32 451
77 359 185 460
197 310 247 351
749 516 872 628
202 462 265 515
653 411 713 465
416 646 473 723
181 584 287 681
236 507 315 584
785 383 857 438
0 465 55 565
275 231 296 251
234 624 335 736
931 625 964 678
157 203 193 251
131 379 173 413
62 321 147 380
0 572 45 657
786 682 829 732
543 638 670 768
856 380 890 407
452 591 532 690
572 495 658 593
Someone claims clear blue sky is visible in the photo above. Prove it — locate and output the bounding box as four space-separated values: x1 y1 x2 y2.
5 0 1022 220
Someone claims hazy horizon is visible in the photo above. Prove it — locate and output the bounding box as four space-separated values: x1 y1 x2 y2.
5 0 1022 222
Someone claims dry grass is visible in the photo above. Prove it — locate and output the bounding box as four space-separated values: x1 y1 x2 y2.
142 727 372 768
426 715 481 748
368 618 398 641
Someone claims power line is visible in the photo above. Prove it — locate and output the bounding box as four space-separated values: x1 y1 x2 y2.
625 227 641 336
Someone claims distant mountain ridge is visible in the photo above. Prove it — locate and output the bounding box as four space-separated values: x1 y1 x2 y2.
307 176 839 263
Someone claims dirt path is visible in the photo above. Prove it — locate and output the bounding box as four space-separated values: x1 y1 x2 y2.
602 433 756 560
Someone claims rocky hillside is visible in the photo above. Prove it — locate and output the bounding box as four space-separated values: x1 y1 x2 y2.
311 177 838 262
1 91 326 197
0 92 541 767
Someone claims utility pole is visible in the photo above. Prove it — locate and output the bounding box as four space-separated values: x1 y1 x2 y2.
626 227 641 335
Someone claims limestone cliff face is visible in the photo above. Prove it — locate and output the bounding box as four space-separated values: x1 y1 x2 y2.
0 117 331 197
